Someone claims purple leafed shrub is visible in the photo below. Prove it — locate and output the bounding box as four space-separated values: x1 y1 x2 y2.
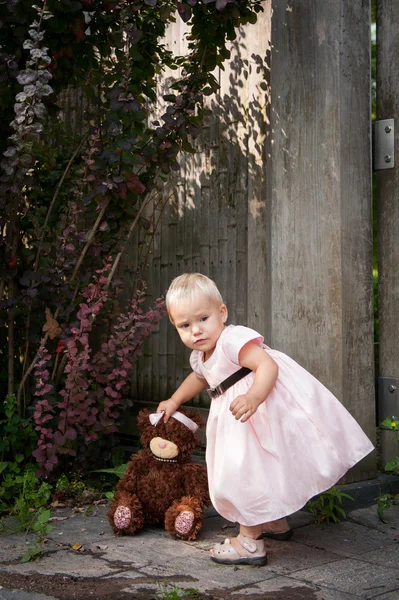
32 347 58 475
32 259 166 476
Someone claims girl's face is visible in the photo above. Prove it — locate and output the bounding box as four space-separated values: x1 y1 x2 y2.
170 294 228 360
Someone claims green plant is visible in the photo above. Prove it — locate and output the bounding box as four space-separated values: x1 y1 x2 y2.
93 462 128 500
376 417 399 521
12 468 52 528
21 509 53 563
306 486 354 524
0 394 44 513
0 465 53 563
0 393 37 510
157 582 202 600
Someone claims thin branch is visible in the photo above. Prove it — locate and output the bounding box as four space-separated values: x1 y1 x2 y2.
17 330 51 412
70 199 109 283
34 134 88 272
55 354 68 388
105 172 161 290
7 281 15 397
132 189 173 295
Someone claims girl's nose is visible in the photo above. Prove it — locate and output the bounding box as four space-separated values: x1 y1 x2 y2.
158 440 167 449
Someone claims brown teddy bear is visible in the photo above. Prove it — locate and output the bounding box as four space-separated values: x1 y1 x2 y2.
107 408 210 541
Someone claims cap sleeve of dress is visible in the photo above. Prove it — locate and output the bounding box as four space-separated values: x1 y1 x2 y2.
189 350 205 379
222 325 264 365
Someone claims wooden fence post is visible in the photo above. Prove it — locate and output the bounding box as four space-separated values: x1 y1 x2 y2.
268 0 376 480
376 0 399 465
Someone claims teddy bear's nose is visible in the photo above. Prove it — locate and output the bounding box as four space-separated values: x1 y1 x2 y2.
158 440 167 449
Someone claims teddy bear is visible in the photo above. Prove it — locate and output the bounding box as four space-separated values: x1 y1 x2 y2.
107 408 210 541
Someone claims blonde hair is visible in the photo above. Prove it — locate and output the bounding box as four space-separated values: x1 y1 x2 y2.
166 273 224 322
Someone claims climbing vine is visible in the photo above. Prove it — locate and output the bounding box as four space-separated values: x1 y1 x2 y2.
0 0 262 475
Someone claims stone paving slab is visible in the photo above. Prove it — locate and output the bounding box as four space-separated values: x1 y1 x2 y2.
263 539 342 574
292 521 394 558
290 557 399 599
349 504 399 535
355 542 399 570
373 591 399 599
226 575 359 599
0 550 118 578
46 507 113 547
142 556 276 591
0 590 57 600
0 536 34 563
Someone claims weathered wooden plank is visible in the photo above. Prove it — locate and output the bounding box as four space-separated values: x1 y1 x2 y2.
270 0 342 392
376 0 399 464
246 5 271 336
208 147 219 283
339 1 375 478
158 198 170 400
270 0 375 480
151 255 161 401
191 153 202 274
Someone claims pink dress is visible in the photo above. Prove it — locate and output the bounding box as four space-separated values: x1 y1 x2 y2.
190 325 374 527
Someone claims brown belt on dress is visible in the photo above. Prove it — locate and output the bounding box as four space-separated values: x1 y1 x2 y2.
206 367 252 400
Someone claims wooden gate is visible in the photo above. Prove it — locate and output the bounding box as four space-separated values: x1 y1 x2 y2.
129 1 388 483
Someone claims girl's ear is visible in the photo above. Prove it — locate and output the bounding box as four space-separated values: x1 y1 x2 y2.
220 304 228 323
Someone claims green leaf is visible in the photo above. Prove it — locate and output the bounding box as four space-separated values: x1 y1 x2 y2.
385 461 394 471
37 509 51 523
163 94 177 102
334 506 347 518
93 464 128 478
15 454 25 464
21 546 42 563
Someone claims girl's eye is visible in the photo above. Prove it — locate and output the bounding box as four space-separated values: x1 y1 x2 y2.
181 323 189 329
200 316 208 322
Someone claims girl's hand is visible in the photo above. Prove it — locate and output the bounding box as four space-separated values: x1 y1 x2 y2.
229 393 263 423
229 341 279 423
156 398 180 422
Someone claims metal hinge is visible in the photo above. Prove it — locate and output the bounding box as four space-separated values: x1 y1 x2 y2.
373 119 395 171
377 376 398 428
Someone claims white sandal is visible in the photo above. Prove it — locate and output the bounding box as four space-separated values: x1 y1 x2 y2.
210 533 267 566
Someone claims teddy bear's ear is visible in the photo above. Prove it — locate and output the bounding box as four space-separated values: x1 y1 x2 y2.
179 408 205 429
137 408 152 431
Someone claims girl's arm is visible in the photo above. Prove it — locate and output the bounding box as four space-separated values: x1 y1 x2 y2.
230 341 278 423
156 372 208 422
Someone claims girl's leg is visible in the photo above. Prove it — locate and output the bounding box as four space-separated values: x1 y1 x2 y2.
240 524 263 538
261 517 293 541
262 517 290 533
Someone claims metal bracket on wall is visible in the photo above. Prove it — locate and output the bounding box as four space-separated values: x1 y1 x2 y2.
378 377 398 428
373 119 395 170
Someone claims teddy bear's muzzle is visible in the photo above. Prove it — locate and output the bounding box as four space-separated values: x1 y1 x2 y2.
149 436 179 460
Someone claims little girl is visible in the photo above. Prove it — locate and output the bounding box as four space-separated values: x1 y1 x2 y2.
157 273 374 566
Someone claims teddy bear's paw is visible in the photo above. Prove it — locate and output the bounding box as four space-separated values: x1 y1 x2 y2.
175 510 195 536
114 505 132 530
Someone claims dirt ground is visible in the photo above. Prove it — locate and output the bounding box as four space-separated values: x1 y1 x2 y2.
0 570 319 600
